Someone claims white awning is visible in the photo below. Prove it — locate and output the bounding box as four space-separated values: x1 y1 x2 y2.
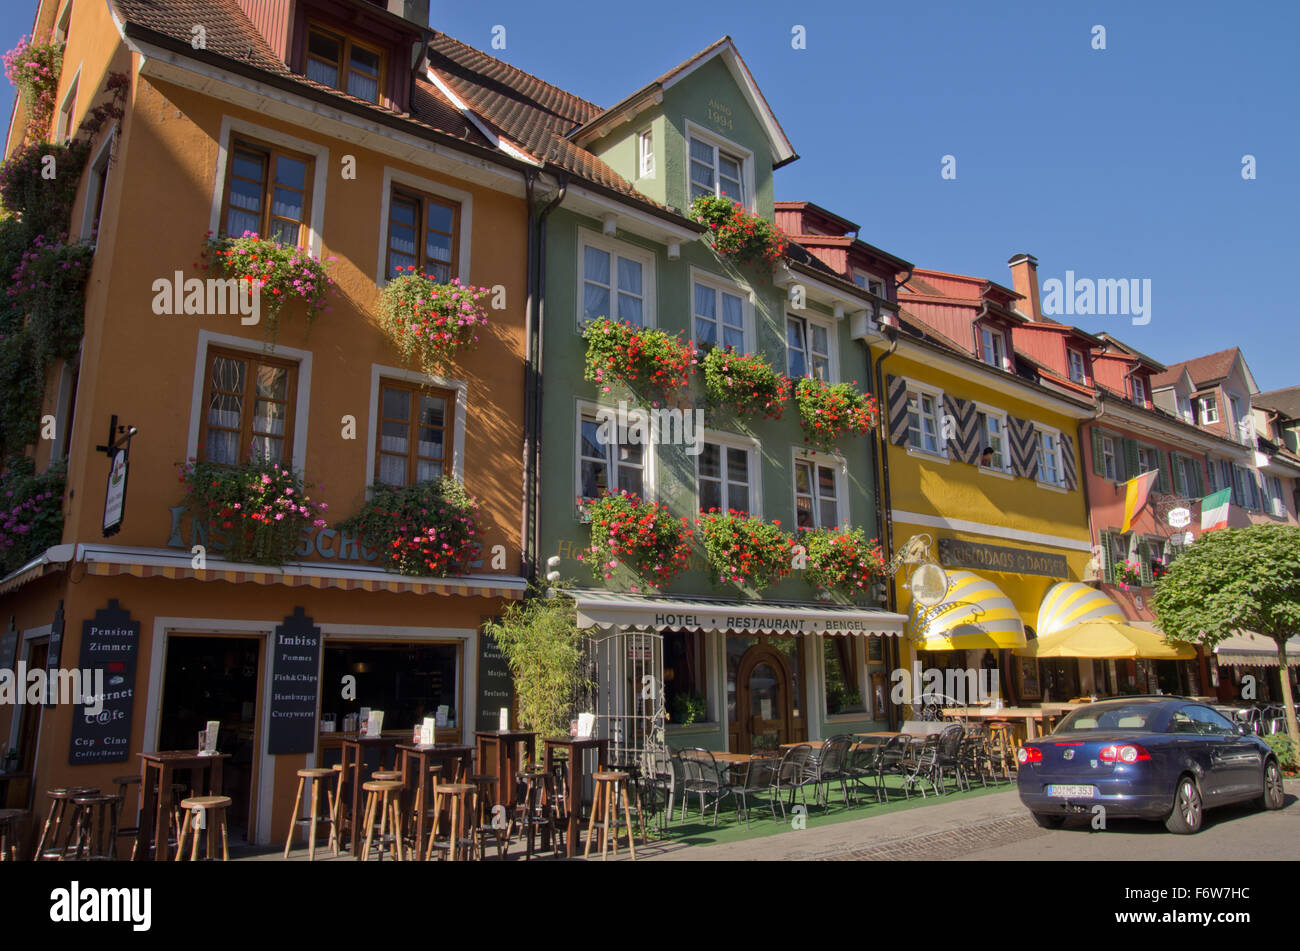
570 589 906 637
1212 631 1300 668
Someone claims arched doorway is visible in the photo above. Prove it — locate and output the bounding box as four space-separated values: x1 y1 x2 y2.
735 643 795 753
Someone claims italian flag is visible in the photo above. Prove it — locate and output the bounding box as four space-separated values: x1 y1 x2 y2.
1200 487 1231 532
1121 470 1160 532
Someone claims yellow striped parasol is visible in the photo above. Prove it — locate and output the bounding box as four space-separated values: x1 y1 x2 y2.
909 570 1027 651
1037 581 1125 638
1015 621 1196 659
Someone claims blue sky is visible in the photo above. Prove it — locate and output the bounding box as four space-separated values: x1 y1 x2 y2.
3 1 1295 390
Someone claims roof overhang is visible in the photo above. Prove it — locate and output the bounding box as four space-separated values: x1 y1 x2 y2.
545 178 702 245
1094 393 1253 457
570 589 905 637
772 261 890 325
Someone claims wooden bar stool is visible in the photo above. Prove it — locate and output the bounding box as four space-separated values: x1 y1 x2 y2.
468 773 505 860
329 763 347 847
359 780 404 862
68 794 121 861
179 796 231 861
113 775 141 860
584 771 636 861
505 765 557 861
0 809 27 861
34 787 98 861
425 783 475 862
284 768 339 860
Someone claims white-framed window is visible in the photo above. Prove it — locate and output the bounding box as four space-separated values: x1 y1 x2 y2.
685 122 752 207
785 313 834 381
1131 376 1147 407
576 403 647 503
852 271 885 298
980 326 1007 370
906 386 944 455
975 405 1009 472
55 70 79 142
793 452 847 530
691 269 748 351
638 128 654 179
1036 426 1063 486
1199 394 1219 425
1176 394 1193 423
1067 348 1087 384
579 229 654 329
697 433 760 515
1101 435 1118 481
1227 391 1251 443
1137 445 1161 478
1175 454 1200 497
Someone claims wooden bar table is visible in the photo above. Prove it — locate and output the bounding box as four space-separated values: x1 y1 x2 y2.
941 706 1052 740
340 734 403 858
396 743 474 860
474 730 536 809
542 736 607 858
135 751 229 861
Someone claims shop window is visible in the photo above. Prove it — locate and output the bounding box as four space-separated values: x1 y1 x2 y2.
221 138 313 247
305 24 384 103
320 642 460 734
1040 658 1080 702
386 188 459 282
375 380 453 486
199 347 298 465
823 638 864 715
664 630 708 724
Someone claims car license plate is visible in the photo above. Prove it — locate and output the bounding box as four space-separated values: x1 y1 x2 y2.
1047 784 1096 798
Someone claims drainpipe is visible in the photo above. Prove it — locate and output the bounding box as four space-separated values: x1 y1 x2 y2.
523 172 567 582
868 319 901 729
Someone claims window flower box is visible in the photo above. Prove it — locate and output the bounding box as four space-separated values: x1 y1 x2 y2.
579 490 693 588
794 378 879 452
698 509 793 593
337 476 480 577
581 316 696 408
377 269 492 376
1112 559 1143 590
799 526 885 601
200 231 336 342
701 346 790 420
689 195 788 267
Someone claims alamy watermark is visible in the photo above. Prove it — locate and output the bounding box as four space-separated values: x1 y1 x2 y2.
594 400 704 456
151 271 261 325
0 664 104 714
1040 271 1151 326
890 662 1000 706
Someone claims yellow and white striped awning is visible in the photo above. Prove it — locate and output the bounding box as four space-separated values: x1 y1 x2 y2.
1037 581 1125 638
909 570 1026 650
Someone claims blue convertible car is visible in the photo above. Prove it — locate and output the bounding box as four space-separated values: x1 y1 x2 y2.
1017 697 1285 833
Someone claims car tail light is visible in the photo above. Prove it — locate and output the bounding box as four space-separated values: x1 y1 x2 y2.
1099 744 1151 763
1017 746 1043 764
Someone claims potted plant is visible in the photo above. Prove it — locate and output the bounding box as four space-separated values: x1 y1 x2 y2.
701 346 790 420
200 231 336 342
176 456 327 566
581 316 696 407
580 490 693 588
376 269 492 376
1112 559 1143 590
689 195 789 268
336 476 480 577
698 509 793 592
3 32 63 139
800 526 885 601
794 378 879 452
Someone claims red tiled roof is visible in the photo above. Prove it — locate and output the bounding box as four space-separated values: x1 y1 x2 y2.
1152 347 1240 389
1254 386 1300 420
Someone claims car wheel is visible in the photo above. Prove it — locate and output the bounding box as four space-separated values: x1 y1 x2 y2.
1031 812 1065 829
1259 759 1285 811
1165 776 1203 834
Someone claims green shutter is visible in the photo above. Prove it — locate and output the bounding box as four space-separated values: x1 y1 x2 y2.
1169 452 1184 496
1098 529 1113 584
1158 451 1173 494
1091 427 1106 477
1192 459 1204 497
1139 538 1154 587
1122 438 1139 482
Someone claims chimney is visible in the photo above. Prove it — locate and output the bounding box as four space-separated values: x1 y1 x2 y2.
1007 253 1041 321
388 0 430 28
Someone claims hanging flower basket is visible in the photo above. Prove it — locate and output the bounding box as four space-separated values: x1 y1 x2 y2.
200 231 336 342
1113 559 1143 590
689 195 789 267
336 476 480 577
177 457 327 566
580 490 693 588
581 316 696 407
3 33 63 140
377 269 492 376
794 378 879 452
701 346 790 420
800 527 885 600
698 509 794 592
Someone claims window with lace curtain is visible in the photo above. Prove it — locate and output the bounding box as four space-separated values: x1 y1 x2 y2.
374 380 454 486
305 24 383 104
199 348 298 466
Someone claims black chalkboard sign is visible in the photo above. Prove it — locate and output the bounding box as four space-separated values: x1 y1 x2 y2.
45 601 65 709
267 607 322 755
475 624 514 732
68 600 140 765
0 617 17 672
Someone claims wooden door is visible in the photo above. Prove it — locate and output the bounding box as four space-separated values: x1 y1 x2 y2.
735 644 794 754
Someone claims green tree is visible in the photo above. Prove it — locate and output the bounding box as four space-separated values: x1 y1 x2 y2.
483 591 590 756
1152 525 1300 745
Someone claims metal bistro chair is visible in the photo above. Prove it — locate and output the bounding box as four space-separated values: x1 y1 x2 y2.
873 735 912 802
808 735 854 809
776 744 818 814
677 749 732 826
730 755 780 828
935 724 969 794
905 733 943 798
960 725 992 789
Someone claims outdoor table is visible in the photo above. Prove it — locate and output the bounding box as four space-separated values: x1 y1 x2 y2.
542 736 607 858
474 730 535 809
341 734 403 857
135 751 229 861
779 739 825 750
397 743 474 860
942 706 1052 738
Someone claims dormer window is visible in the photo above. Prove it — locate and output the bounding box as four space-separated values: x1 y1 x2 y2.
1131 376 1147 407
1067 348 1088 385
306 24 383 103
1176 394 1193 422
853 271 885 298
980 326 1007 370
1198 394 1219 425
